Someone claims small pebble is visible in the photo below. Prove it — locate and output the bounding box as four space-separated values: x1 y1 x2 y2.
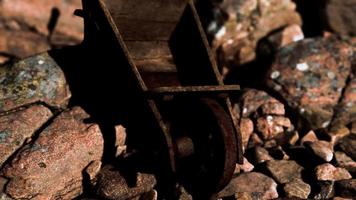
38 60 45 65
215 27 226 39
292 34 304 42
322 121 331 128
270 71 280 79
296 62 309 71
327 71 336 79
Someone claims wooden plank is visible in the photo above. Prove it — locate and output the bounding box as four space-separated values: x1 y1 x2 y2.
103 0 187 41
140 72 181 89
134 58 177 73
103 0 186 22
126 41 172 60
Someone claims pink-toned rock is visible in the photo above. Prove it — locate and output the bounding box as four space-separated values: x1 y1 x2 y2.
233 192 253 200
141 190 158 200
333 197 353 200
324 0 356 36
115 125 127 157
263 139 278 149
210 0 301 67
305 140 334 162
240 118 254 151
1 107 104 199
266 160 303 184
267 37 353 130
0 55 9 66
0 0 83 59
238 89 294 143
328 127 350 145
0 24 50 59
300 130 318 145
218 172 278 200
0 105 52 167
280 24 304 46
247 133 263 148
335 151 356 174
261 101 285 116
85 160 102 184
285 131 299 145
267 24 304 49
240 89 285 118
351 121 356 134
177 186 192 200
0 0 83 42
254 146 273 164
315 163 352 181
283 178 311 199
95 165 157 200
234 157 254 174
256 116 291 140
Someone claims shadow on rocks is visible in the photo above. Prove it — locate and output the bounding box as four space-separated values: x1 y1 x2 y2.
48 43 175 198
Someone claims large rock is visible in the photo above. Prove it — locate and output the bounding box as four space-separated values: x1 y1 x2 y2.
95 165 157 200
305 140 334 162
315 163 352 181
334 151 356 174
218 172 278 200
328 127 351 145
265 160 303 184
324 0 356 36
266 24 305 49
208 0 301 66
0 52 71 113
0 21 49 60
254 146 273 164
0 0 83 60
331 77 356 130
283 178 311 199
0 105 52 167
266 37 353 130
0 107 104 199
0 0 83 42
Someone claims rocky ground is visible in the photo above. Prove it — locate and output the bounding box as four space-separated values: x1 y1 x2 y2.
0 0 355 199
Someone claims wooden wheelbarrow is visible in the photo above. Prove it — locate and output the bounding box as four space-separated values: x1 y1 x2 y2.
76 0 243 196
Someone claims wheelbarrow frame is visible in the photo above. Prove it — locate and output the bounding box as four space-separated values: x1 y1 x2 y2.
78 0 243 193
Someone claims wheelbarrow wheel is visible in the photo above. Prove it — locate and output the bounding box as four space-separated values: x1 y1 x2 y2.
172 98 237 196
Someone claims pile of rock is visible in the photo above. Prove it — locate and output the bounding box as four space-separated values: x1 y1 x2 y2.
0 0 356 200
0 54 157 200
198 0 302 76
220 86 355 199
